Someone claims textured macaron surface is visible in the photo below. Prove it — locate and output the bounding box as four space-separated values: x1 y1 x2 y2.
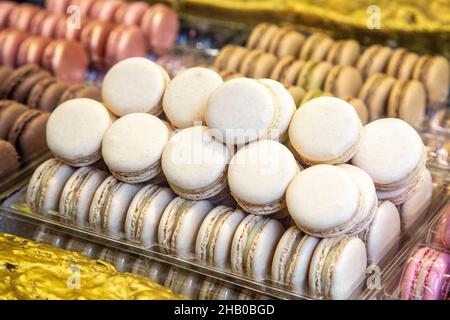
46 98 112 163
102 113 169 173
102 57 167 116
289 97 362 163
163 67 223 129
352 118 424 186
206 78 277 145
162 126 231 191
228 139 298 205
286 165 360 234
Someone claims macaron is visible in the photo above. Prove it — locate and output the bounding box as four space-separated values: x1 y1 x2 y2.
0 100 28 140
104 25 147 68
0 67 13 85
271 226 319 292
0 30 29 68
102 113 170 183
341 96 369 125
195 206 246 269
125 184 175 247
10 4 40 31
16 36 51 67
255 24 280 52
218 69 243 82
433 205 450 251
386 48 417 79
163 67 223 129
280 60 305 87
0 2 15 28
239 49 277 79
102 57 169 116
268 26 305 58
358 201 401 265
412 55 450 108
337 164 378 235
289 97 362 165
323 65 363 98
58 83 101 105
41 40 89 83
70 0 97 17
398 168 433 230
356 45 392 79
162 126 232 201
46 98 113 166
26 158 76 215
231 214 284 280
246 23 270 50
206 77 280 145
287 85 306 107
358 73 396 121
400 247 449 300
0 140 19 177
286 165 364 237
10 70 51 104
228 139 299 215
0 64 42 99
387 79 426 126
326 39 360 66
296 60 333 91
299 33 334 61
28 10 51 36
95 0 124 22
352 118 426 192
27 78 69 111
299 89 331 105
158 197 213 257
80 20 115 69
270 55 296 82
59 166 108 225
121 1 148 26
8 109 50 162
213 45 239 71
309 236 367 299
89 175 143 235
141 4 179 55
40 13 65 39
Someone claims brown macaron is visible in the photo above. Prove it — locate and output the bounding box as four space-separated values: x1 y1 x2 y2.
299 33 334 61
0 30 29 68
8 109 50 162
104 25 147 67
0 64 42 99
358 73 396 121
11 70 51 104
239 49 278 79
387 79 426 126
326 39 360 66
58 84 102 105
0 100 28 140
356 45 392 79
268 26 305 59
324 65 363 98
270 55 296 82
0 66 13 85
412 55 450 108
16 36 51 67
27 78 69 112
41 40 89 83
0 140 20 177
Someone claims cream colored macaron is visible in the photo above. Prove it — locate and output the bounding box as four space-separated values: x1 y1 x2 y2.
289 97 362 165
102 57 169 116
163 67 223 129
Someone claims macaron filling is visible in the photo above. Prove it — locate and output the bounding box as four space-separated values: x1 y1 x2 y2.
111 159 162 184
169 170 229 201
242 218 270 277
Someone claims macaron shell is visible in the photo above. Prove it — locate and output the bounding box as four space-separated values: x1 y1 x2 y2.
0 101 28 139
163 67 223 129
0 2 15 28
276 31 305 58
246 23 269 49
122 1 148 26
387 80 426 126
342 97 368 125
102 57 167 116
144 4 179 55
105 25 147 67
0 140 19 176
359 73 396 121
413 56 449 107
1 30 28 68
325 65 362 98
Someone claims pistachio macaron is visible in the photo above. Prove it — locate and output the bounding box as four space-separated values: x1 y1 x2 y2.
228 139 299 215
161 126 232 201
230 214 284 280
125 184 175 247
158 197 213 257
195 206 246 269
206 77 280 145
89 175 143 235
102 113 170 183
162 67 223 129
46 98 114 167
26 158 75 215
309 236 367 299
102 57 169 116
289 97 362 165
59 166 108 225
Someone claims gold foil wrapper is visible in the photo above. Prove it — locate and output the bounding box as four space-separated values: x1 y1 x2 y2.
0 233 186 300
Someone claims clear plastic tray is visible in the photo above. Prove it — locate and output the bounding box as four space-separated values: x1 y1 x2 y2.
0 167 446 300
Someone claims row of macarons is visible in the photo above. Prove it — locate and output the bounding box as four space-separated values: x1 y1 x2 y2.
28 158 407 299
33 227 269 300
245 23 449 107
211 54 427 126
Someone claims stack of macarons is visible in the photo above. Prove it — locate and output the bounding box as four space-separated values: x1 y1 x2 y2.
0 28 88 83
0 99 49 165
44 0 179 55
0 64 101 111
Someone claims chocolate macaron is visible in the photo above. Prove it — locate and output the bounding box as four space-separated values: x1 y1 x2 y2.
0 140 19 177
0 100 28 140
